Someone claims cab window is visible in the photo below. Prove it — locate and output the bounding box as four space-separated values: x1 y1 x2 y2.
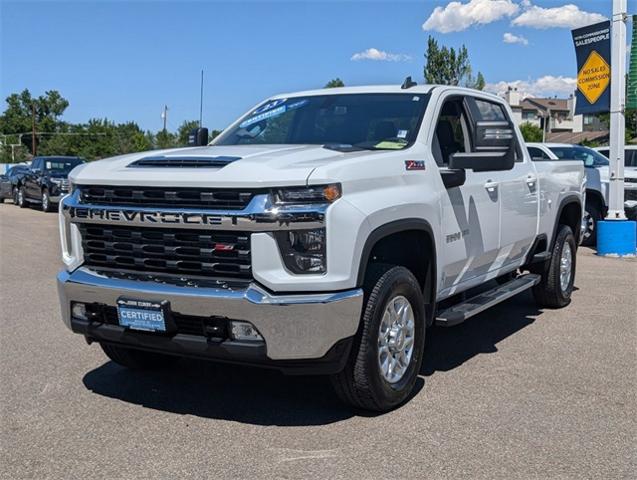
432 97 470 166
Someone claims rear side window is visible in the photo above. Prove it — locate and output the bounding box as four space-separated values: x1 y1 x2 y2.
528 147 550 160
474 99 507 121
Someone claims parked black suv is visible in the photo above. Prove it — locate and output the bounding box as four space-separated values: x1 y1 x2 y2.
17 156 85 211
0 165 30 203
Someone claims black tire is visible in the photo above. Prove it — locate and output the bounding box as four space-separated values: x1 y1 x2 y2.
12 187 18 205
533 225 576 308
41 189 54 212
330 265 426 412
17 186 28 208
0 197 4 203
100 343 179 370
581 201 601 246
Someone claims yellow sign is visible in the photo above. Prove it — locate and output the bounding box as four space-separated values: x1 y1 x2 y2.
577 50 610 104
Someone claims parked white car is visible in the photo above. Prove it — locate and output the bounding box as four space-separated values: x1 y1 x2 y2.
57 84 584 411
526 143 633 245
595 145 637 220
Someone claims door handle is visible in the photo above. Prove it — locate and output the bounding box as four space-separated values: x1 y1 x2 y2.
526 175 537 189
484 181 498 192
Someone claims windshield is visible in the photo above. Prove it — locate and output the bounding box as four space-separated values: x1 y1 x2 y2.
548 146 609 167
215 93 429 150
44 158 83 173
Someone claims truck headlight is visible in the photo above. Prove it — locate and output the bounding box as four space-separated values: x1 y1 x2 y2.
275 228 326 274
272 184 341 204
50 178 63 185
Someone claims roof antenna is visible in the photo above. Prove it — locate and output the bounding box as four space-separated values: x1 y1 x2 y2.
401 76 417 89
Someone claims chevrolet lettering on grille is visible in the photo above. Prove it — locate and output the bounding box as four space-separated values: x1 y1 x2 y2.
68 206 224 226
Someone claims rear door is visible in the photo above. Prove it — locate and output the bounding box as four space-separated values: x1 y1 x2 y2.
465 96 539 268
25 158 41 198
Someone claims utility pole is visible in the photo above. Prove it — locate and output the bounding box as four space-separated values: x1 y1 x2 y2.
597 0 635 256
31 103 36 156
607 0 627 220
161 105 168 132
199 70 204 128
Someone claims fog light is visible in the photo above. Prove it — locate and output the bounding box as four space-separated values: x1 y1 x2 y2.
71 302 88 320
229 321 263 342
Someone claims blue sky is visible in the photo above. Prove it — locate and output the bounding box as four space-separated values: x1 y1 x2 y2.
0 0 632 132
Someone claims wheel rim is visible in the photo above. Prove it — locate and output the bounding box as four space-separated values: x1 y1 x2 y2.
18 189 23 205
378 295 415 384
42 193 48 210
559 243 573 292
582 210 594 239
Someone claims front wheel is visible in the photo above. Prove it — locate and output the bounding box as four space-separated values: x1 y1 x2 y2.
581 202 601 246
12 187 18 205
100 344 179 370
330 266 426 412
533 225 576 308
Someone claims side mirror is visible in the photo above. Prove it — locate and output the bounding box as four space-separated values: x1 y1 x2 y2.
449 120 516 172
188 128 209 146
449 150 514 172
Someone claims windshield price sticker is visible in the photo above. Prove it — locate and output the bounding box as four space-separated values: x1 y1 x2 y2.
240 99 309 128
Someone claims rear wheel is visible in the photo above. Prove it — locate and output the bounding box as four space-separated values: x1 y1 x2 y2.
41 189 54 212
100 344 179 370
330 265 426 412
533 225 576 308
17 186 27 208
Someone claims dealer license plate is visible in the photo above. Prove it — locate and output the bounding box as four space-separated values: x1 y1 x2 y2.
117 298 167 332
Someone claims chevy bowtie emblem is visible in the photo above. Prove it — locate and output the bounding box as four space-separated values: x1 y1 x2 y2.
213 243 234 252
405 160 425 171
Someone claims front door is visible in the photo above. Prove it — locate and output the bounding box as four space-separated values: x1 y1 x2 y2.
433 96 501 294
467 97 538 267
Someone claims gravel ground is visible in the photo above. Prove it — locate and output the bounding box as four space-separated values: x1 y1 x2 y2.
1 203 636 479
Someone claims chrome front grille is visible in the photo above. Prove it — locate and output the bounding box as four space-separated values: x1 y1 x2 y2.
78 185 263 210
79 224 251 279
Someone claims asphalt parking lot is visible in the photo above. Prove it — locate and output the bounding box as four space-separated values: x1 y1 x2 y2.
1 203 635 479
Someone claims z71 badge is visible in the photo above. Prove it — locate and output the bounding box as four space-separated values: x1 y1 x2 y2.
405 160 425 171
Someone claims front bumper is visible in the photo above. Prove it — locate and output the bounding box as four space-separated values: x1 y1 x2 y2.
57 267 363 369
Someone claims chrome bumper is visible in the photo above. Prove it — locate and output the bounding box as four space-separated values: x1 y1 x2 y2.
57 267 363 360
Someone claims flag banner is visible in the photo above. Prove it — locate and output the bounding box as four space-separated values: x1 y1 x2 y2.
572 21 611 115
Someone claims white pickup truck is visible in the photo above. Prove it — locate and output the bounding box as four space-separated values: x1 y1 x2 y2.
57 83 584 411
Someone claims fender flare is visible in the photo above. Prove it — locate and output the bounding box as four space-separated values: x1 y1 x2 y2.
552 194 583 248
356 218 437 309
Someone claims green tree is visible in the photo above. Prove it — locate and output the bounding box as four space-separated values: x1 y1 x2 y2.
325 78 345 88
155 129 176 149
177 120 201 146
0 89 69 158
519 122 544 142
423 36 484 89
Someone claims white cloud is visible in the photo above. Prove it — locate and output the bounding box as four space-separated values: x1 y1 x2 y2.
503 32 528 45
350 48 411 62
422 0 519 33
512 3 607 29
486 75 577 98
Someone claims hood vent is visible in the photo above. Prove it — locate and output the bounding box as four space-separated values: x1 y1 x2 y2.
128 155 241 168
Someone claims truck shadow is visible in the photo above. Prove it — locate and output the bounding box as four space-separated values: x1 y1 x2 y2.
82 291 541 426
421 290 541 376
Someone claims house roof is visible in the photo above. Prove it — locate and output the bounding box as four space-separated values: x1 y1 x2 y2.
521 98 570 112
546 130 609 143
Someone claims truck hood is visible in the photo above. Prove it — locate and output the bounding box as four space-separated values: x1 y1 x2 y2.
70 144 371 188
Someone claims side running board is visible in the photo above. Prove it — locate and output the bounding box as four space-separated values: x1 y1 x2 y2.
435 274 541 327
